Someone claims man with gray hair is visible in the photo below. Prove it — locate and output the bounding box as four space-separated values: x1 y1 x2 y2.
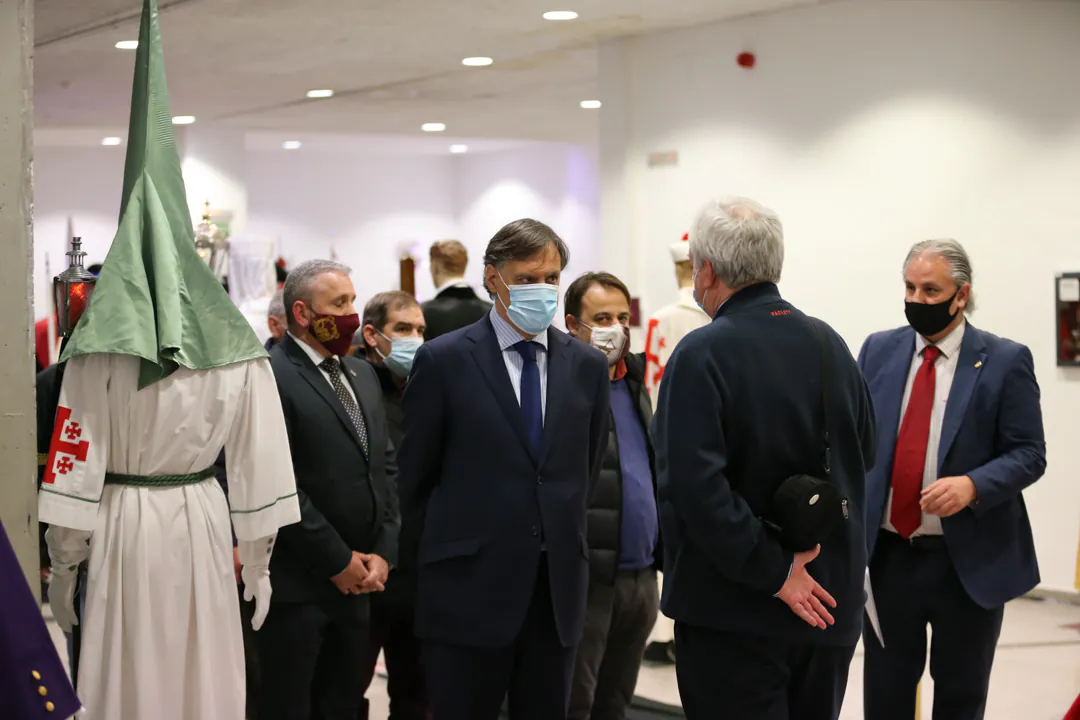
653 197 876 719
397 219 610 720
259 258 400 720
265 288 286 350
859 238 1045 720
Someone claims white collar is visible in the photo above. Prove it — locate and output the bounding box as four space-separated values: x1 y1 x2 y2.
289 331 336 368
435 278 471 295
915 320 966 359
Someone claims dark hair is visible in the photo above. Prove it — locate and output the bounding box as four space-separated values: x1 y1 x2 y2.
564 272 631 319
362 291 420 340
430 240 469 275
482 219 569 272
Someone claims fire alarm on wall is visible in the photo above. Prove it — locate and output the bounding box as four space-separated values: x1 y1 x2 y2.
737 52 756 68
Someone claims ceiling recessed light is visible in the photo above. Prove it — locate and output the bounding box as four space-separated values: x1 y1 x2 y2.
580 100 601 109
306 89 334 99
282 141 302 150
115 40 139 50
462 57 493 67
450 145 469 154
172 115 196 125
421 123 447 132
543 11 579 21
101 137 122 146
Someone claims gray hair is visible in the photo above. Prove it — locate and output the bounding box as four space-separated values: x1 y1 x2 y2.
904 238 975 313
689 197 784 288
267 288 286 321
282 259 352 328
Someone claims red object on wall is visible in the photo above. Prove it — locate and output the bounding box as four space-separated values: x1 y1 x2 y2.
737 52 756 68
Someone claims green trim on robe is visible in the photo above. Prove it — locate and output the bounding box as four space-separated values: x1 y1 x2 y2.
60 0 266 388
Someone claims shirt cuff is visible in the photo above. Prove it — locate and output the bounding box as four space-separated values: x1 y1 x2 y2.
773 561 794 598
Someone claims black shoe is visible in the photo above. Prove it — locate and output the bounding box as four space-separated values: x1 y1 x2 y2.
642 640 676 665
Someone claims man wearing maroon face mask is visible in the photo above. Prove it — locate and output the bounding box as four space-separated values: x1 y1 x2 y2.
258 259 400 720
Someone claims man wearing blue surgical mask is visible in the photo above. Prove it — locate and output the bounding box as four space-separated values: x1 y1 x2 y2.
398 218 611 720
355 290 429 720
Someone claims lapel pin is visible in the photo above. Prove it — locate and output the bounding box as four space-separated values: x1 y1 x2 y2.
974 361 983 369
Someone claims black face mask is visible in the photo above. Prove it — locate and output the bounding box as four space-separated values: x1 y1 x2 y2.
905 289 959 338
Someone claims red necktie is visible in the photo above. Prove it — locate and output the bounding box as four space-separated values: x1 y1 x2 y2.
889 345 941 538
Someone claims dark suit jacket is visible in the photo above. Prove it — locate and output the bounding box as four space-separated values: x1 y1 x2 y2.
269 335 400 604
654 283 876 647
421 285 492 341
859 324 1046 608
398 315 611 649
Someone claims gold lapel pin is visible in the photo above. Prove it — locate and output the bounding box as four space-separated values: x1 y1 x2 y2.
974 361 983 368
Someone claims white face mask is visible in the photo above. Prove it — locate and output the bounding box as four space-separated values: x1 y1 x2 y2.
582 322 629 366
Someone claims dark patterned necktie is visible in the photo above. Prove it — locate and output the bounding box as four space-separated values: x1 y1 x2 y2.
320 357 369 458
513 340 543 457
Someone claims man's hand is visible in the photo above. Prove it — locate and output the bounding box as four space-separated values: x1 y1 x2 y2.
358 553 390 594
330 551 370 594
921 476 977 517
776 545 836 630
233 546 243 585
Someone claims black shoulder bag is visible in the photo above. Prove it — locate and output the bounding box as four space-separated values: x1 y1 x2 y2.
765 318 850 552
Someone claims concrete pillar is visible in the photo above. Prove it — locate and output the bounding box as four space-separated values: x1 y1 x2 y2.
0 0 39 594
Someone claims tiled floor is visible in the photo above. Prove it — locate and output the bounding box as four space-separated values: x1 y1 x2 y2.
48 597 1080 719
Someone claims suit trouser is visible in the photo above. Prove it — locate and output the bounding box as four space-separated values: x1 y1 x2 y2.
238 588 262 720
257 595 371 720
359 580 429 720
569 567 659 720
423 555 576 720
674 622 856 720
864 531 1004 720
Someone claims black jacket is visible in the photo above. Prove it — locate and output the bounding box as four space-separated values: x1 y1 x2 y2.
421 285 492 341
654 283 876 646
269 335 401 604
587 353 661 586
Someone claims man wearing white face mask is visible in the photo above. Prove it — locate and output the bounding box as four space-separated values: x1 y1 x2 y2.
564 272 660 720
356 290 429 719
398 218 611 720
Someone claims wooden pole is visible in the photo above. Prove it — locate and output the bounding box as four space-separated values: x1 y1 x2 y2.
400 256 416 298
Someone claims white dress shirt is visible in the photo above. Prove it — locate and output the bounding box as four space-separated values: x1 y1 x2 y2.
882 321 966 537
489 307 548 422
289 332 359 407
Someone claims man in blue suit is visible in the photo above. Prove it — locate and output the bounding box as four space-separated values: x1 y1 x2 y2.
655 197 877 720
397 218 611 720
859 238 1046 720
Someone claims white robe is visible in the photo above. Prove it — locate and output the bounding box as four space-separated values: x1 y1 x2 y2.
643 287 709 645
39 354 301 720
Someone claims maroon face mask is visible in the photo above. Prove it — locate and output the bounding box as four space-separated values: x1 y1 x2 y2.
308 311 361 356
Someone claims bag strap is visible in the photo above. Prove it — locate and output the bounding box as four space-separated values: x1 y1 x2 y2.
808 318 835 477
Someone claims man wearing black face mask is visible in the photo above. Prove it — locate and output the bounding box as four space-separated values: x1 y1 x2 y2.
859 239 1046 720
260 259 400 720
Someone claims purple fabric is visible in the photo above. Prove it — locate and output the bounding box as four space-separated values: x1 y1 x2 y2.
0 519 81 718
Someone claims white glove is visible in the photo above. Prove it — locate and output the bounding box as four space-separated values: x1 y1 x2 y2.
238 535 276 631
44 526 91 634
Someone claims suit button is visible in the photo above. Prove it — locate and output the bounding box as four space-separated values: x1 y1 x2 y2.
536 475 543 485
532 526 539 537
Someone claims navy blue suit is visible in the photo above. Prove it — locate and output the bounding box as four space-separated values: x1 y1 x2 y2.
654 283 876 720
859 324 1045 720
397 314 610 720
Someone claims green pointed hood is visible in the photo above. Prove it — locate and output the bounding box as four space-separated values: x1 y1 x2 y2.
60 0 267 388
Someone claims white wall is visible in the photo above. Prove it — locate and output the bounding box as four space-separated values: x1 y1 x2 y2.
33 146 126 320
33 140 601 332
245 150 458 302
599 0 1080 592
454 144 601 329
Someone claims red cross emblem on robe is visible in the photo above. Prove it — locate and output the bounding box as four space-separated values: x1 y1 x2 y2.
43 406 91 485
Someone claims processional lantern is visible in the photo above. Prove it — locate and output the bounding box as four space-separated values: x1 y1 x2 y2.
194 200 229 281
53 236 98 337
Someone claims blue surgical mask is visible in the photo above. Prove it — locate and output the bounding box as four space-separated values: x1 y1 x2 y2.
497 272 559 336
376 330 422 377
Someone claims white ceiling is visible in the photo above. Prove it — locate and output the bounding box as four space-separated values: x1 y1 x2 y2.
34 0 820 144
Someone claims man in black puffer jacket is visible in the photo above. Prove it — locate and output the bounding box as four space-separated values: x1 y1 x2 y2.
564 272 661 720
